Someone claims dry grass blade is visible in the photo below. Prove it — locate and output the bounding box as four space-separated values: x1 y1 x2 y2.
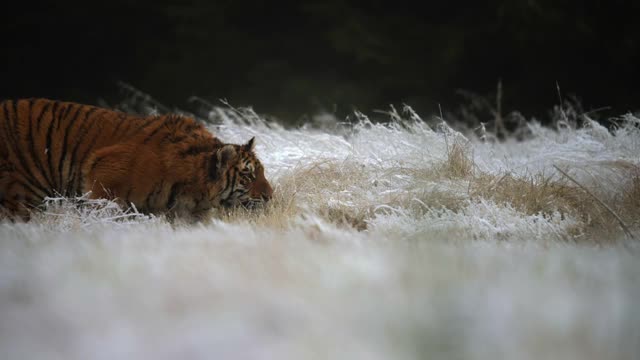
553 165 636 240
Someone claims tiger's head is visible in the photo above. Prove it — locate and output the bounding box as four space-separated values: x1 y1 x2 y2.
208 137 273 209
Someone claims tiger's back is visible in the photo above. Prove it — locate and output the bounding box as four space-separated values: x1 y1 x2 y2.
0 98 258 220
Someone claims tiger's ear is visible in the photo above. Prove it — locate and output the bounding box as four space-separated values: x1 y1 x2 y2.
208 145 237 180
243 137 255 152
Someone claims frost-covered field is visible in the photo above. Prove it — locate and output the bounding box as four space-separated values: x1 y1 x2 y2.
1 103 639 359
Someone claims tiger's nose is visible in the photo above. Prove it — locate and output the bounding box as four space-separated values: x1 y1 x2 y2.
262 184 273 202
251 181 273 203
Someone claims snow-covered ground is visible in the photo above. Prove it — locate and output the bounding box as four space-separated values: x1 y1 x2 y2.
1 104 639 359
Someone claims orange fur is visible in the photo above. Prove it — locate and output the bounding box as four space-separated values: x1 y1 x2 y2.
0 98 273 220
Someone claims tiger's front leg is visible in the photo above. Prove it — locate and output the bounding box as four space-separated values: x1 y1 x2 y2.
82 144 164 213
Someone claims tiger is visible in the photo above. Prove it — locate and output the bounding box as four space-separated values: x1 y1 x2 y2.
0 98 273 221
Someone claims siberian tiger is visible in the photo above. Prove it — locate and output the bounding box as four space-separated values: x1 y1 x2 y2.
0 98 273 220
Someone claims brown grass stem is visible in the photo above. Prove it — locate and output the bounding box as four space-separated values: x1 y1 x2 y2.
554 165 636 240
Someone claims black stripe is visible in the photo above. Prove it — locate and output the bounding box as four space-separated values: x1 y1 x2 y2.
229 171 237 193
74 126 109 189
49 101 63 133
0 159 12 171
170 135 186 144
73 121 105 195
7 101 50 196
10 171 49 200
166 183 181 210
50 102 71 185
11 99 20 132
3 163 50 201
111 113 128 137
155 181 166 209
45 104 60 190
142 122 165 144
58 103 73 131
125 188 132 205
28 101 55 193
88 153 107 174
113 112 132 137
6 177 39 198
64 107 98 195
144 183 158 210
26 99 36 128
128 117 161 138
29 101 54 189
146 182 161 210
6 178 42 201
157 133 173 144
2 101 17 147
219 171 231 196
0 101 15 150
41 100 58 132
57 104 83 192
221 170 235 199
179 144 210 157
38 101 61 189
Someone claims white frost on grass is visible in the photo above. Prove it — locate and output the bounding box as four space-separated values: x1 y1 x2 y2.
369 199 583 243
1 105 639 359
1 220 638 360
475 116 640 178
32 194 157 231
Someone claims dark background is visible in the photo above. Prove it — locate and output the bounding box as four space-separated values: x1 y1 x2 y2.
2 0 638 124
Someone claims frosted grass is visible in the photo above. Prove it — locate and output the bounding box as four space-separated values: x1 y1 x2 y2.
1 104 639 359
1 220 638 360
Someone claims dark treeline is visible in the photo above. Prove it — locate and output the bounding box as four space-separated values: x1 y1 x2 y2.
2 0 638 123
